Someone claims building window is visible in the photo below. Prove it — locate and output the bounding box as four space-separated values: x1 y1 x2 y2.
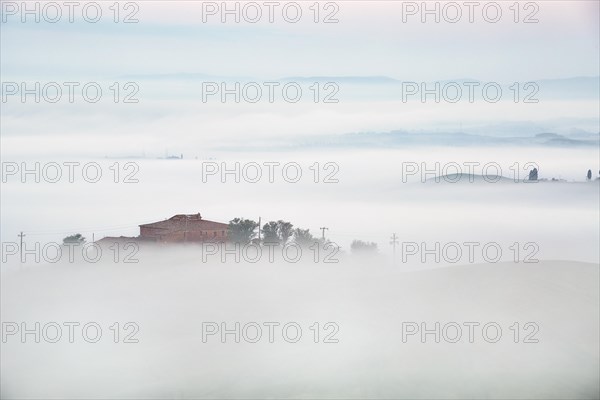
213 232 217 237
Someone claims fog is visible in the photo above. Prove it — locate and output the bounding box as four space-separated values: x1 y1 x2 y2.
2 1 599 397
1 254 598 399
1 145 599 397
2 147 598 263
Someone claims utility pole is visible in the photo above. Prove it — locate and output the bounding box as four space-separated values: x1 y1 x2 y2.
18 231 25 266
319 227 328 240
390 233 398 264
258 217 261 243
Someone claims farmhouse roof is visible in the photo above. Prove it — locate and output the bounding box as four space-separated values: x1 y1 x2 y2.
139 214 228 231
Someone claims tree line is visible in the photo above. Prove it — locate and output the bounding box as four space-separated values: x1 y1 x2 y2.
227 218 321 247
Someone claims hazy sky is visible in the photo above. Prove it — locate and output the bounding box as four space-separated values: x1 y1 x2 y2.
1 1 599 81
1 1 598 156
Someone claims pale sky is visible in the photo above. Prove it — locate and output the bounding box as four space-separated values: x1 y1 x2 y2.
1 0 599 81
1 0 598 157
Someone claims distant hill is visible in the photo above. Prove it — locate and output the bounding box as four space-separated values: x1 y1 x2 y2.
298 131 600 149
424 173 515 184
279 76 399 84
115 73 600 101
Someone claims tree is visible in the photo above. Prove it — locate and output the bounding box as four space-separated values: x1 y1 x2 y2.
262 220 294 245
262 221 280 245
63 233 85 245
278 220 294 244
528 168 538 181
263 220 294 245
292 228 315 247
587 169 592 180
351 240 378 253
228 218 258 244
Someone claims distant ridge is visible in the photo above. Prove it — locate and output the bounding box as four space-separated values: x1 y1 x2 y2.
424 173 514 184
